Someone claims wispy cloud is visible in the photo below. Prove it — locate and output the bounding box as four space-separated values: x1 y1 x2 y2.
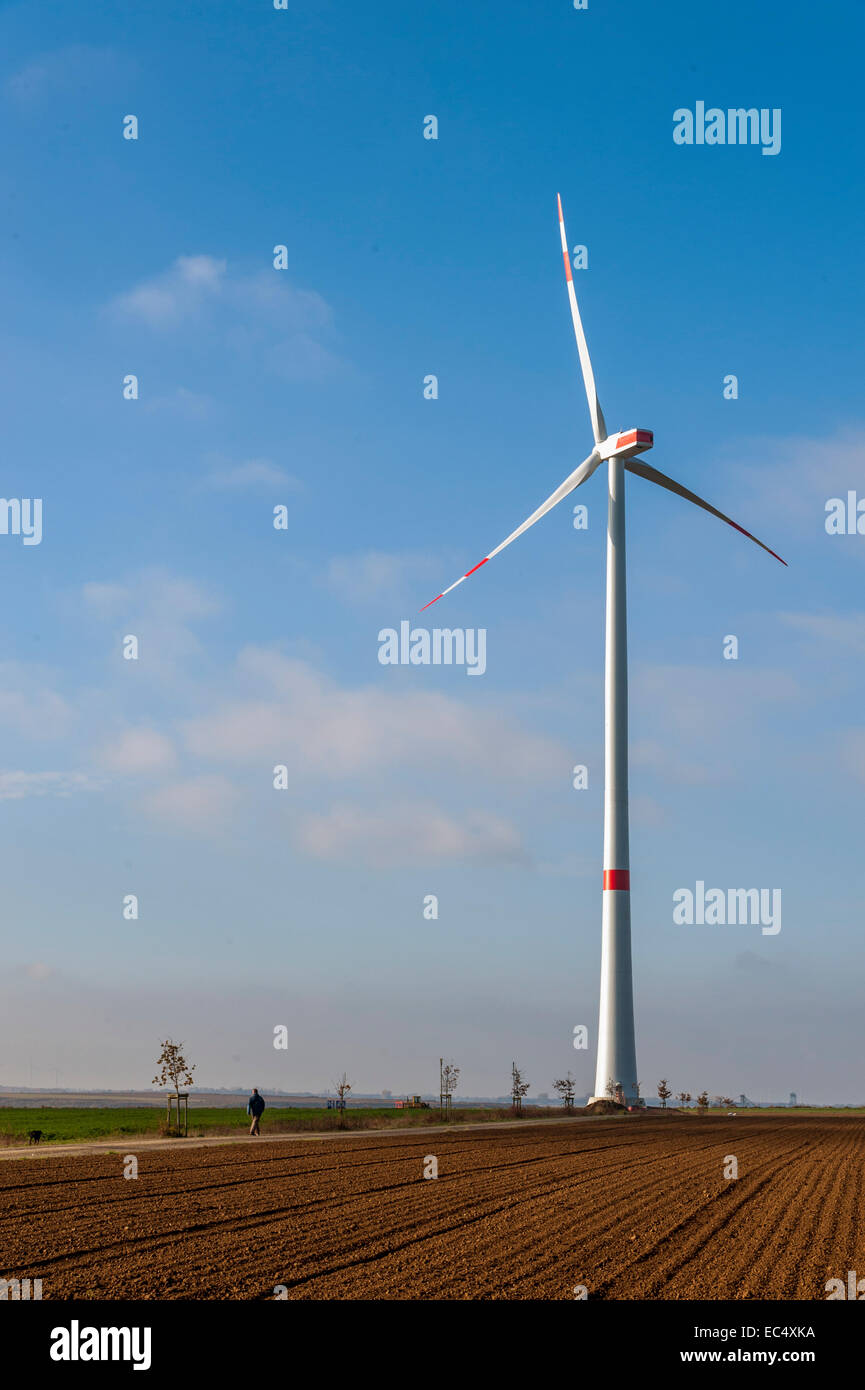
108 257 342 380
181 647 566 783
0 665 73 740
737 427 865 533
81 569 220 623
781 611 865 653
111 255 227 329
0 771 100 800
143 387 214 420
204 458 303 492
139 775 239 832
80 569 223 687
325 551 442 605
97 727 177 774
296 802 528 866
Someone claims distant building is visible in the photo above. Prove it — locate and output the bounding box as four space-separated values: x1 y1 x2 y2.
789 1092 797 1107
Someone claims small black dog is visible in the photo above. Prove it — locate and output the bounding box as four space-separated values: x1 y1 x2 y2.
27 1130 43 1146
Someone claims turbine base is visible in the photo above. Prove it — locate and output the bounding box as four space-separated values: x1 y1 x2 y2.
587 1095 644 1108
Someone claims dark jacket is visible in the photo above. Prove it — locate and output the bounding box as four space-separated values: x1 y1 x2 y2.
247 1092 266 1117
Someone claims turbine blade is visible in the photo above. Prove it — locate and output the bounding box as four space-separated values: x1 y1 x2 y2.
421 450 602 609
557 194 606 445
624 457 787 565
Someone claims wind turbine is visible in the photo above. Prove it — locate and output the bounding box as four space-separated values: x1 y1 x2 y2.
422 195 786 1105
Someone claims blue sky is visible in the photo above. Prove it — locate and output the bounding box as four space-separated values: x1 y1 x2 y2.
0 0 863 1101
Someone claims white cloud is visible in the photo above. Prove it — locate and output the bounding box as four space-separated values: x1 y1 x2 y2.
325 551 441 605
140 775 238 832
181 648 565 782
781 611 865 653
737 427 865 532
0 771 98 800
0 668 73 739
108 258 341 379
80 569 222 685
111 255 227 328
144 387 214 420
296 802 528 866
82 569 219 623
205 458 302 492
79 581 130 615
97 727 176 774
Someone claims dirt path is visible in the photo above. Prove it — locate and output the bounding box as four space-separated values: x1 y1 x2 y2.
0 1113 601 1162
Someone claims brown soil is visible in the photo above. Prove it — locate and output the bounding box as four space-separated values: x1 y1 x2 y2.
0 1115 860 1300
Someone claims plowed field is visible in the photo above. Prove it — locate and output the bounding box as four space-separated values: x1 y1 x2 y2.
1 1116 861 1299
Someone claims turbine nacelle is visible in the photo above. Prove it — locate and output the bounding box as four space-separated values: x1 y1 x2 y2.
598 428 654 461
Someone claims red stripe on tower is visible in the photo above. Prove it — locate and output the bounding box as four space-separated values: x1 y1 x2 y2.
603 869 630 891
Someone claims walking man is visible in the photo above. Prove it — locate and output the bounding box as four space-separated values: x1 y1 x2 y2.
247 1087 266 1136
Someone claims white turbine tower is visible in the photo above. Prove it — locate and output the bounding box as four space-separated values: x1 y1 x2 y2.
422 196 786 1106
